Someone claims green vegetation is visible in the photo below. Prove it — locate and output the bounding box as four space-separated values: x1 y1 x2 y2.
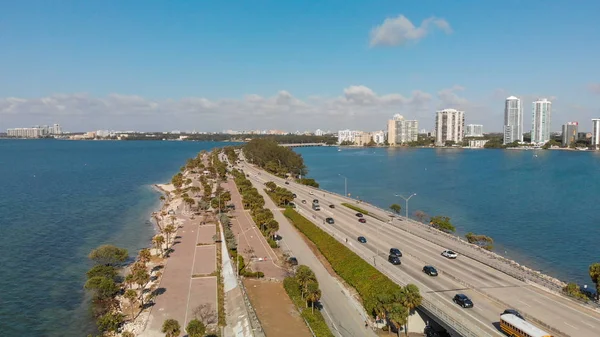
341 202 369 215
243 138 307 177
283 267 333 337
162 318 181 337
542 139 561 149
483 137 505 149
297 178 320 188
232 170 279 237
407 135 435 147
429 215 456 233
589 263 600 301
563 282 589 302
283 208 421 332
465 232 494 251
339 140 354 146
389 204 402 215
223 146 238 163
186 319 206 337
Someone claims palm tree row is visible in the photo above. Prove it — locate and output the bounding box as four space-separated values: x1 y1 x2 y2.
233 170 280 238
294 265 323 313
265 182 295 206
373 284 422 336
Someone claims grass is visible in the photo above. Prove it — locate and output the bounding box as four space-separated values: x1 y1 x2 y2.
341 202 369 215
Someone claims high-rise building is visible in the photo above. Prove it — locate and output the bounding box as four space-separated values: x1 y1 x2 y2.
531 98 552 144
503 96 523 144
337 129 361 144
561 122 578 147
435 109 465 146
386 114 418 145
592 119 600 148
465 124 483 137
315 129 324 136
372 130 386 144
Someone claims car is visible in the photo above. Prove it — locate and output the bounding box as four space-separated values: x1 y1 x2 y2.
285 181 289 185
453 294 473 308
301 200 307 204
357 236 367 243
389 248 402 257
287 257 298 266
272 234 282 241
502 309 524 320
441 250 458 259
358 218 366 223
423 265 438 276
288 202 296 208
309 191 314 195
292 193 297 198
355 212 363 217
313 199 319 204
388 255 401 265
329 204 335 209
325 217 334 224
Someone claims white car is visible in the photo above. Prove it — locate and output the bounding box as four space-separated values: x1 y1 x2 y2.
441 250 458 259
309 191 314 195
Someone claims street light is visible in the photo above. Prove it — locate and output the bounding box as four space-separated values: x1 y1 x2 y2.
236 226 255 277
394 193 417 218
338 174 347 196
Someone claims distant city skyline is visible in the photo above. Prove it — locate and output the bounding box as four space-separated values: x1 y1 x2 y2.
1 2 600 132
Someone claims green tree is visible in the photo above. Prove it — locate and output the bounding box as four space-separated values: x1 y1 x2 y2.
386 302 407 336
429 215 456 233
162 318 181 337
124 289 138 318
389 204 402 215
305 281 322 313
265 181 277 191
96 312 124 333
85 276 119 300
153 235 165 257
295 265 317 298
563 282 588 301
86 265 117 281
163 224 176 251
134 268 151 307
589 263 600 301
465 232 494 251
138 248 152 265
88 244 128 266
122 331 135 337
186 319 206 337
400 284 422 335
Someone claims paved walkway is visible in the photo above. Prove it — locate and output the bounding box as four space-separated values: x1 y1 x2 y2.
225 178 287 280
141 203 218 336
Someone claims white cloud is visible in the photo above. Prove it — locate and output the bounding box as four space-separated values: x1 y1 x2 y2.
0 86 433 132
369 15 452 47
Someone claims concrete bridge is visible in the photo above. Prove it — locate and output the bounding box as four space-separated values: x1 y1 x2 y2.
279 143 328 147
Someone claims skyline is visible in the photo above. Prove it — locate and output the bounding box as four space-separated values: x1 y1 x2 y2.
1 1 600 132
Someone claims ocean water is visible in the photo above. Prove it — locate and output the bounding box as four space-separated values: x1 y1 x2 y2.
295 146 600 286
0 139 231 337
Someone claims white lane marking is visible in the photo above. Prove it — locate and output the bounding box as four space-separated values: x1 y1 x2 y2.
563 321 578 330
517 300 531 307
580 320 595 328
322 307 343 337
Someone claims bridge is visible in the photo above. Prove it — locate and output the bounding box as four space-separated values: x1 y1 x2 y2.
279 143 328 147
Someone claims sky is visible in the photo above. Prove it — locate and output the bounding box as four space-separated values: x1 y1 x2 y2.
1 0 599 133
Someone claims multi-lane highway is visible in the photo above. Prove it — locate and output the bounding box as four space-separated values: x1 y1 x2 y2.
236 160 600 337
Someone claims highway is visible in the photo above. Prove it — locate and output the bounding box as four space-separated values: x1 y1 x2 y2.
236 160 600 337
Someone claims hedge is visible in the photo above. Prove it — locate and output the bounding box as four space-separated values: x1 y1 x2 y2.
283 277 334 337
283 208 402 315
340 203 369 215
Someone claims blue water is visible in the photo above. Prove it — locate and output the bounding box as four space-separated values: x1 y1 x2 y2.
0 139 232 337
296 147 600 286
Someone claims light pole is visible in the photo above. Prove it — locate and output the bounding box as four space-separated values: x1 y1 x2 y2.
236 227 255 278
338 174 347 196
394 193 417 218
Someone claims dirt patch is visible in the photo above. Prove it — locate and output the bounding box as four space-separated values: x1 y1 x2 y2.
243 279 311 337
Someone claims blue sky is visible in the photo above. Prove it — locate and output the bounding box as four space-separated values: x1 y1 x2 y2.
1 0 599 132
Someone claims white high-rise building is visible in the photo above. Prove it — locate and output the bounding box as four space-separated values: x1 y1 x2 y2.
592 119 600 148
315 129 324 136
435 109 465 146
372 130 386 144
531 98 552 144
503 96 523 144
386 114 418 145
52 123 62 134
465 124 483 137
337 129 361 144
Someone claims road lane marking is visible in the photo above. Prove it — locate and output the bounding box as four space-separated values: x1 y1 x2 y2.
563 321 578 330
517 300 531 307
580 320 595 328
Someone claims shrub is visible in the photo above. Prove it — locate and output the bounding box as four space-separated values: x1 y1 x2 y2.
341 203 369 215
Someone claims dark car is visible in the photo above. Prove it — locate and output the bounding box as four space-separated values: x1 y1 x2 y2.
390 248 402 257
423 265 438 276
355 212 363 217
325 217 334 224
453 294 473 308
502 309 524 320
358 218 366 223
329 204 335 209
357 236 367 243
388 255 401 265
285 181 289 185
313 199 319 204
292 193 297 198
301 200 307 204
287 257 298 266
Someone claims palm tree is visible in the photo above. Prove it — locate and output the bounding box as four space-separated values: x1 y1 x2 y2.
386 302 408 336
138 248 151 265
161 318 181 337
124 289 138 318
186 319 206 337
295 265 317 297
124 273 135 290
400 284 422 336
163 224 176 251
153 235 165 257
135 269 150 307
305 281 322 313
